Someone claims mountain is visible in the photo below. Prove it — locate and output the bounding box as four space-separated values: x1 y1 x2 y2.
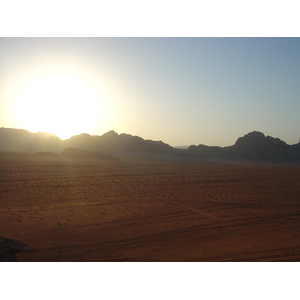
93 130 174 154
0 128 58 152
64 133 109 154
231 131 290 160
0 128 175 157
1 127 300 162
188 131 300 162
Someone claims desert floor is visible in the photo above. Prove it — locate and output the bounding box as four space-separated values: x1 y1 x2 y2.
1 153 300 261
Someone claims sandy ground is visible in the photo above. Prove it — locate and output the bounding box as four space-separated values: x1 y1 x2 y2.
1 152 300 261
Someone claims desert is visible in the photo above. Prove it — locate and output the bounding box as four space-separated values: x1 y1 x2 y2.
1 152 300 262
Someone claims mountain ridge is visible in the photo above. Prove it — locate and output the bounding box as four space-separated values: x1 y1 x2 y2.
188 131 300 162
1 127 300 162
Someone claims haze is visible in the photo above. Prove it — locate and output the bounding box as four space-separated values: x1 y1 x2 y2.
1 37 300 146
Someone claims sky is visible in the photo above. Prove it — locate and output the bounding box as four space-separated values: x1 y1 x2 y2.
1 37 300 147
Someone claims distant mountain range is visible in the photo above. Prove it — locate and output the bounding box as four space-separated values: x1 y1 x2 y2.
188 131 300 162
0 128 175 157
1 127 300 162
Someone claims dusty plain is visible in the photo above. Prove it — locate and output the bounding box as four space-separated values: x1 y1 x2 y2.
1 152 300 261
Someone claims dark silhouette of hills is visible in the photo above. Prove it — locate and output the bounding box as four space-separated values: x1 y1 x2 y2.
1 128 300 162
0 128 175 158
93 130 174 154
188 131 300 162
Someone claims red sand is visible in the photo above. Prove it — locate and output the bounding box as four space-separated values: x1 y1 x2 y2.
1 153 300 261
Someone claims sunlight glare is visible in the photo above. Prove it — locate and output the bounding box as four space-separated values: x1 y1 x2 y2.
16 73 105 139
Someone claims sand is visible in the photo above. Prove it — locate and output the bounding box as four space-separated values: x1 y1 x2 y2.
1 152 300 261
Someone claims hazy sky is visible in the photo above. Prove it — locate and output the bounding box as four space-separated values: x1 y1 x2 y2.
1 37 300 146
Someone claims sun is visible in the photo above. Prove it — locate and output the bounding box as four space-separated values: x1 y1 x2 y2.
16 72 104 139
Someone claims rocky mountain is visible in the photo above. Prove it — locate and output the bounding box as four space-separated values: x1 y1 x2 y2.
188 131 300 162
0 128 175 156
1 128 300 162
93 130 174 154
230 131 290 160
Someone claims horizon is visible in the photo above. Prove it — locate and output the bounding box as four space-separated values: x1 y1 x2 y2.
1 126 299 148
1 38 300 147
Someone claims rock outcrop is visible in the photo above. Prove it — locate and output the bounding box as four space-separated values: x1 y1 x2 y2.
0 236 28 262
